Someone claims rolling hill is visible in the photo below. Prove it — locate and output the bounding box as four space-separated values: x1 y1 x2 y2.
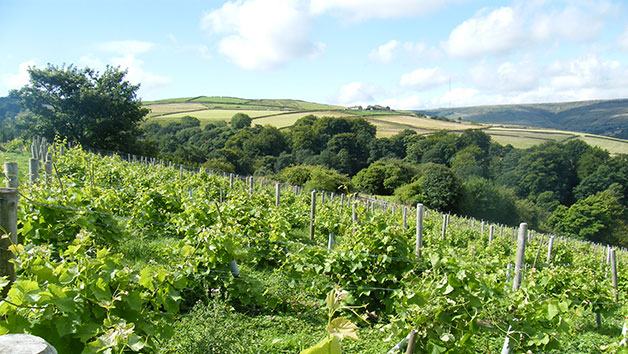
143 96 628 155
419 99 628 140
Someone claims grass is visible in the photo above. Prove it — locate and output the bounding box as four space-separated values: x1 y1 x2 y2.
0 149 31 187
580 135 628 154
253 111 354 128
145 103 209 118
189 96 249 104
147 109 286 127
368 115 482 131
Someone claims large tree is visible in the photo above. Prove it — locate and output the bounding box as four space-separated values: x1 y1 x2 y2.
10 64 148 151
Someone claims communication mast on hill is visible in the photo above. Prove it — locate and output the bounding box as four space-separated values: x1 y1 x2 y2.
448 77 451 108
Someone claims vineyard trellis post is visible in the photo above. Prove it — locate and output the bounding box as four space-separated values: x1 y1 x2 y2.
402 206 407 229
512 223 527 291
405 329 418 354
489 225 495 245
0 188 18 293
310 190 316 241
611 249 618 302
352 202 357 224
416 203 424 258
547 236 555 263
441 214 447 241
502 222 528 354
29 158 39 184
275 183 280 207
4 163 18 188
45 160 53 185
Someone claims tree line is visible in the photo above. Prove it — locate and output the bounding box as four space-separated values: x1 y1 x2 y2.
2 64 627 247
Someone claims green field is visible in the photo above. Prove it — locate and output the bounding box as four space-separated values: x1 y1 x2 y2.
143 96 628 154
253 111 354 128
0 150 31 186
149 109 286 127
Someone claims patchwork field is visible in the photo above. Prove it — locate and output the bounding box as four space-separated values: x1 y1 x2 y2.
143 96 628 154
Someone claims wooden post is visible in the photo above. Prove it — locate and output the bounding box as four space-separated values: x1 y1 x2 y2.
310 190 316 241
275 183 280 207
547 236 555 263
4 163 18 188
489 225 495 245
416 203 424 257
0 188 18 289
179 165 183 179
513 223 527 291
352 203 357 224
402 206 407 228
229 173 234 189
481 220 485 235
441 214 447 241
405 329 418 354
328 233 335 250
249 177 254 195
502 223 528 354
611 249 618 302
45 160 53 184
340 193 345 208
532 235 544 269
29 158 39 184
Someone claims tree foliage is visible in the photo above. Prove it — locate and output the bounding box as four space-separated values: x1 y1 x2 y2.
230 113 252 129
10 64 148 151
549 190 628 246
395 163 460 212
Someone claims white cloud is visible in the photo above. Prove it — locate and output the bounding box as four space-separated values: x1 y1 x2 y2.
548 56 625 91
110 55 171 90
201 0 320 70
443 7 524 58
530 4 609 43
3 60 36 90
469 60 540 92
440 88 479 106
399 67 449 90
97 40 154 55
619 25 628 51
443 2 615 59
181 44 212 60
402 42 427 58
332 82 381 105
79 54 105 69
377 94 424 110
310 0 464 21
82 40 171 96
368 40 399 64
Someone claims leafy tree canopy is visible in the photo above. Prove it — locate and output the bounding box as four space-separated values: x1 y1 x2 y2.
10 64 148 152
230 113 252 129
549 189 627 246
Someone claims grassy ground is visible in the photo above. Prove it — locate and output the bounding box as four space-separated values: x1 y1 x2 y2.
148 109 286 127
253 111 354 128
0 149 31 187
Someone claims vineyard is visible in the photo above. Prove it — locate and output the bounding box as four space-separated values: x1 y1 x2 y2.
1 142 627 353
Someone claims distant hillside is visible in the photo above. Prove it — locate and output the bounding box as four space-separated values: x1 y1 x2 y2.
419 99 628 140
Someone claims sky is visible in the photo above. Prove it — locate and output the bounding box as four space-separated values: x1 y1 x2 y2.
2 0 628 110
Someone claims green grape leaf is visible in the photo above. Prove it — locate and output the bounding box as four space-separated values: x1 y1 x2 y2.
299 336 341 354
327 317 358 340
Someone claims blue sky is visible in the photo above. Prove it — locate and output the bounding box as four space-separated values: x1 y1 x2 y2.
2 0 628 109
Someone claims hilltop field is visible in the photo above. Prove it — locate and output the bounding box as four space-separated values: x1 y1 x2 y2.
144 96 628 154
